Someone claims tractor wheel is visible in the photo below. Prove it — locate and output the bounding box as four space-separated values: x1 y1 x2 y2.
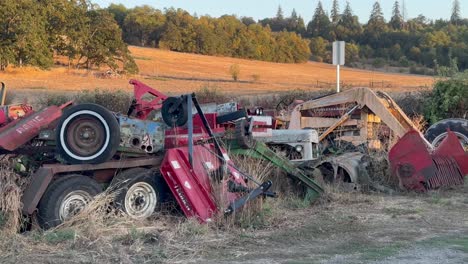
235 119 254 149
112 168 167 219
56 103 120 164
425 118 468 149
37 174 102 229
161 97 188 127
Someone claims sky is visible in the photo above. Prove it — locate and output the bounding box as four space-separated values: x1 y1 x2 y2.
93 0 466 23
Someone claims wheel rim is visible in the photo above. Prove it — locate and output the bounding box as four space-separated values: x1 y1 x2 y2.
60 110 110 161
59 190 93 221
124 182 157 219
432 131 468 151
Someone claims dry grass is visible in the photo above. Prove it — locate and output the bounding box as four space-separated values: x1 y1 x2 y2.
0 166 29 235
0 46 433 96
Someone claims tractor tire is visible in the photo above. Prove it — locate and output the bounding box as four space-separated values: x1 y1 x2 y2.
56 103 120 164
161 97 188 127
425 118 468 148
37 174 102 229
235 119 254 149
112 168 167 219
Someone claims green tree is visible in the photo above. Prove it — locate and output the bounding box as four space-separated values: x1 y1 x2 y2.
79 10 137 73
451 0 461 25
367 1 386 30
307 1 331 39
0 0 53 69
345 43 360 64
331 0 340 23
123 6 166 47
390 1 404 30
106 4 128 28
309 37 329 62
335 2 362 41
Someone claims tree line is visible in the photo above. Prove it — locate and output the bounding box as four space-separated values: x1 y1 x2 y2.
1 0 466 74
263 0 467 73
107 5 311 63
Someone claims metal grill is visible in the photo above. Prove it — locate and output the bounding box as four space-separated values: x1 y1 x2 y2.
426 156 464 189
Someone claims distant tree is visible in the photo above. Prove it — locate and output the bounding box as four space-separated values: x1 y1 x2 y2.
309 37 329 62
123 6 166 47
307 1 331 39
106 4 128 28
451 0 461 25
345 43 360 64
368 1 386 27
335 2 362 41
276 5 284 21
287 9 306 34
241 17 256 26
390 1 404 30
364 1 388 48
79 10 138 73
331 0 340 23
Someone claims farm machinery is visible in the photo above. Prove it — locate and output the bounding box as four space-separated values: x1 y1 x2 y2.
0 80 323 229
283 87 467 191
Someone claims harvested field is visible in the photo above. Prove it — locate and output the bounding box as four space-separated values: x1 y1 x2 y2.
0 46 433 95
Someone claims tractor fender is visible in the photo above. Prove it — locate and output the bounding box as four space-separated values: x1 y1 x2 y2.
315 152 368 188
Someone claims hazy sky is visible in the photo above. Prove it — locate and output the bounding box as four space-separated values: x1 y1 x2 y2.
93 0 466 23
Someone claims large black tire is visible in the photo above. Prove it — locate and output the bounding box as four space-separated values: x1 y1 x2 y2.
112 168 167 219
425 118 468 148
56 103 120 164
161 97 188 127
37 174 102 229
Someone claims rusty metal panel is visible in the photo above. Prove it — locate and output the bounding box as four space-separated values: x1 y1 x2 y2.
0 106 63 151
21 167 54 214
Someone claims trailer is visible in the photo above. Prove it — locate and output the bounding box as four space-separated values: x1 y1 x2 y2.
0 81 285 229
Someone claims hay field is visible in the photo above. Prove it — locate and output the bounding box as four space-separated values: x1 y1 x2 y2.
0 46 433 95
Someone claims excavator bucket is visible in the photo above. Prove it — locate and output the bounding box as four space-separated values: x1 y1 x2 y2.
389 130 466 191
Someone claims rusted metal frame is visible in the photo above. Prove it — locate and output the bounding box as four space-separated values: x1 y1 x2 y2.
318 105 359 142
21 157 162 215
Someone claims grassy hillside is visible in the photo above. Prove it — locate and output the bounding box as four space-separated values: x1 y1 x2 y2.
0 46 433 95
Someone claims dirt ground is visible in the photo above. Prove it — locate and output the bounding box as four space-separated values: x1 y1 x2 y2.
1 182 466 264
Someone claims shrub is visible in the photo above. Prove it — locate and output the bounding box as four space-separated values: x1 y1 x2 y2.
229 64 240 81
372 58 386 68
74 89 132 114
251 74 261 83
196 86 229 104
398 56 410 67
424 74 468 123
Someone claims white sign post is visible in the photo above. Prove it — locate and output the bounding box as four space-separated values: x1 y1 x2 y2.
333 41 345 93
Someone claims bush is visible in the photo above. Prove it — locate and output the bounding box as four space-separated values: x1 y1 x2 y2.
424 74 468 123
398 56 410 67
74 89 132 114
196 86 229 104
229 64 240 81
372 58 386 68
251 74 261 82
37 89 133 114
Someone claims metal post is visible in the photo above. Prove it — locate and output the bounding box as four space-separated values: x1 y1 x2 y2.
336 65 340 93
187 95 193 167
